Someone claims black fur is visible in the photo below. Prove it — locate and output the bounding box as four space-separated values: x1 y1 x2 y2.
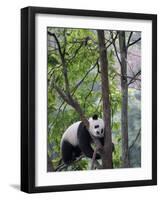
77 122 100 159
61 122 103 164
61 140 82 164
92 114 98 120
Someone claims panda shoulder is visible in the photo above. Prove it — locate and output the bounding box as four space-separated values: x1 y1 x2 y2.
62 121 81 138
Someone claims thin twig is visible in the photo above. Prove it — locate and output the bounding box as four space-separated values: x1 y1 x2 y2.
72 60 98 95
106 32 119 49
110 31 122 66
83 72 99 111
128 70 141 85
127 32 133 47
129 128 141 150
127 37 141 48
90 147 101 169
55 155 84 171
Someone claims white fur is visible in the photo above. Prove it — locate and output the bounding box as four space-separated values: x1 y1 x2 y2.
61 121 81 147
88 117 104 138
61 117 104 149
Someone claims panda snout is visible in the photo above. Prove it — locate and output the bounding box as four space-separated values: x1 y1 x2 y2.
96 131 100 135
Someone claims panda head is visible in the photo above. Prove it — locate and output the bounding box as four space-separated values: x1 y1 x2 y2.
88 114 104 138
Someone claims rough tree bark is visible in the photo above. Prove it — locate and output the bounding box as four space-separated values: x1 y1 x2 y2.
97 30 112 169
119 31 129 168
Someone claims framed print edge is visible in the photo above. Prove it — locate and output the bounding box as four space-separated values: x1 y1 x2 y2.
21 7 35 193
21 6 157 193
21 7 30 192
152 14 157 186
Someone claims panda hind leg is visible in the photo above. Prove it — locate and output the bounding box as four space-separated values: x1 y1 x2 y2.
61 140 75 164
73 146 82 158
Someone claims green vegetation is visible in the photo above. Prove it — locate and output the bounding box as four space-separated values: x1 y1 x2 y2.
47 28 141 171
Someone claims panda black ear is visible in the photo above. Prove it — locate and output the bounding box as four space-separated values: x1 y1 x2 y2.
92 114 98 120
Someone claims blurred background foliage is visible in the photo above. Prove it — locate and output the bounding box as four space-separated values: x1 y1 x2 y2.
47 28 141 171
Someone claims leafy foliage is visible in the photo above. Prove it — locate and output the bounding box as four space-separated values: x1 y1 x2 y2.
47 28 141 171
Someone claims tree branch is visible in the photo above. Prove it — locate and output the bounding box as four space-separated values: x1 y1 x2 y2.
127 32 133 47
129 128 141 150
127 37 141 48
128 70 141 85
48 100 66 134
114 71 141 82
55 155 84 171
53 84 71 105
48 31 64 61
72 59 98 94
48 31 70 95
66 41 84 63
110 32 122 66
48 31 90 127
106 32 119 49
83 72 99 111
90 147 102 170
53 82 89 127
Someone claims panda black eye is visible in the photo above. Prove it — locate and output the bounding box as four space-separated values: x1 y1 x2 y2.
101 128 103 133
95 125 99 128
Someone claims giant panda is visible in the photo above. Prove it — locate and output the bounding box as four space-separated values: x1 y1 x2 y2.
60 114 104 164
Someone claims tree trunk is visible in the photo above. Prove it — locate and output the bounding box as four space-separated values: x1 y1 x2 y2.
119 31 129 168
97 30 112 169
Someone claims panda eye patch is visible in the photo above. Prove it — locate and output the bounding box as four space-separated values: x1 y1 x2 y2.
94 125 99 128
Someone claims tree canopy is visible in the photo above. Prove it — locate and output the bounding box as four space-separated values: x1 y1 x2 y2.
47 28 141 171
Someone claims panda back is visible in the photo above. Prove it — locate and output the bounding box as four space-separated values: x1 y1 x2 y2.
61 121 81 147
